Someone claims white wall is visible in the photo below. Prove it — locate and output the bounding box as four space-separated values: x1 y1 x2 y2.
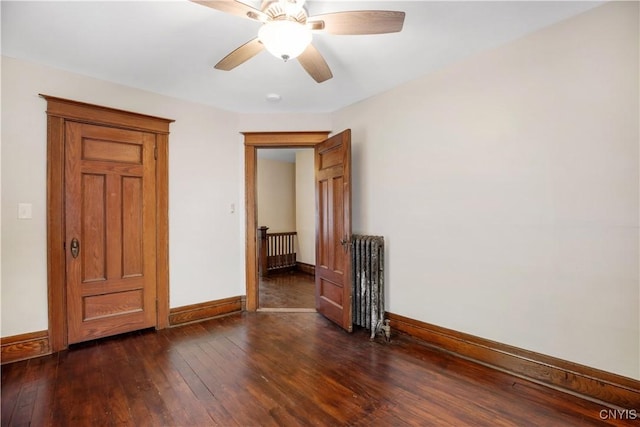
257 157 296 232
237 114 331 133
332 2 639 379
295 149 315 265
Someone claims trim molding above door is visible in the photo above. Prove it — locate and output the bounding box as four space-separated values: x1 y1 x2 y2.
243 131 330 311
42 95 174 352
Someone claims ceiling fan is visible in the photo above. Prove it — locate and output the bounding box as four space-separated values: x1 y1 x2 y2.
191 0 405 83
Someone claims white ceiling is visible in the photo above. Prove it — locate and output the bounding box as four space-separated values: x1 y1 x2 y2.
1 1 602 114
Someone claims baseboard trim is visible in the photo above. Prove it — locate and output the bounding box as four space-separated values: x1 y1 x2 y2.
169 296 244 326
386 312 640 409
1 330 51 365
296 262 315 276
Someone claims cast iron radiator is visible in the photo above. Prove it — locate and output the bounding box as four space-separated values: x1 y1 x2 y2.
352 235 387 340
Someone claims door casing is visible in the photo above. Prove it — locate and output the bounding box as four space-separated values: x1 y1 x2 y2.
243 131 330 311
43 95 173 352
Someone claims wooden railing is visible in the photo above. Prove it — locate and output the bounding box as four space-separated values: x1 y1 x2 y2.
258 226 297 276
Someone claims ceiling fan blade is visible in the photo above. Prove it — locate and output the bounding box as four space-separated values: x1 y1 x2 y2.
297 44 332 83
215 38 265 71
190 0 268 22
307 11 405 35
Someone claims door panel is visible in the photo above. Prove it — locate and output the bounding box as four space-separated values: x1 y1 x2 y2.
122 176 143 277
65 122 157 344
315 130 352 332
81 174 107 282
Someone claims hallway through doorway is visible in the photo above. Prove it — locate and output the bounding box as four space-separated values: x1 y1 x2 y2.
259 271 315 309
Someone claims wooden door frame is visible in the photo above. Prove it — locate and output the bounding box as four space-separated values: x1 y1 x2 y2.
243 131 330 311
43 95 173 352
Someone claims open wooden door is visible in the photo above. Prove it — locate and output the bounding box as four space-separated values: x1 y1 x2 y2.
65 122 157 344
315 130 352 332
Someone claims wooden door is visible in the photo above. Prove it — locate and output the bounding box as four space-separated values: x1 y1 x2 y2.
315 130 352 332
65 122 157 344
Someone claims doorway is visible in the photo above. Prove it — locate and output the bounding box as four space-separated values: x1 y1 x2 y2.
244 130 353 333
243 132 329 311
256 147 315 310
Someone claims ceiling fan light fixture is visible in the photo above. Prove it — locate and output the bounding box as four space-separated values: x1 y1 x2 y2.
258 20 312 62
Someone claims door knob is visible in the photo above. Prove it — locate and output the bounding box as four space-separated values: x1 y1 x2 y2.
70 238 80 259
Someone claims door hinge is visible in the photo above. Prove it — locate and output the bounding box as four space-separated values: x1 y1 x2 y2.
154 145 158 160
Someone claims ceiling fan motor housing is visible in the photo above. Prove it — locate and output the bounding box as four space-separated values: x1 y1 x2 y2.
263 0 308 22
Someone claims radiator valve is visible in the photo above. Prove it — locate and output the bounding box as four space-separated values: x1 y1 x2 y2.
382 319 391 342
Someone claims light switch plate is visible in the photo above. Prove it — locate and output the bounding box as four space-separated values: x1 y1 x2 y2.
18 203 32 219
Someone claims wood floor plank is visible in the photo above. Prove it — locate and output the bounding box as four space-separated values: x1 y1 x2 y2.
129 331 214 425
1 361 25 426
54 342 104 424
170 340 239 425
103 335 165 425
27 355 58 426
259 270 315 308
11 355 58 426
225 314 359 422
206 345 291 426
2 312 635 426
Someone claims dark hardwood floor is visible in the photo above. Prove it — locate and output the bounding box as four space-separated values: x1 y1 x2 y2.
1 312 632 426
259 271 315 309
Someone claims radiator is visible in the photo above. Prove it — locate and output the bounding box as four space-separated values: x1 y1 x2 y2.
352 235 387 340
